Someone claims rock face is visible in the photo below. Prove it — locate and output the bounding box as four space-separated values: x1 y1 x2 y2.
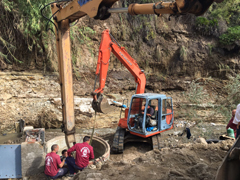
0 71 130 132
0 72 96 132
0 72 61 131
0 3 239 133
0 69 232 133
1 2 239 78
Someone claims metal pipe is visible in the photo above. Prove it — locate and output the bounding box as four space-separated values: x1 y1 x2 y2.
108 8 128 13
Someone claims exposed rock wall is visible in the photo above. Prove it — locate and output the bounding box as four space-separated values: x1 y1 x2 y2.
0 2 239 133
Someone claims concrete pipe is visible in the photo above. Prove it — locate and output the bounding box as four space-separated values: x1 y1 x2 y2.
45 134 110 164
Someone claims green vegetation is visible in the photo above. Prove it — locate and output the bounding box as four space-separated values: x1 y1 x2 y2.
0 36 21 63
16 0 50 37
0 0 51 69
1 0 14 12
212 75 240 122
184 81 209 105
196 17 218 27
182 75 240 123
0 0 97 73
195 17 218 36
218 62 230 72
195 0 240 46
129 15 156 42
207 43 214 55
209 0 240 26
69 25 96 79
180 46 188 61
225 75 240 107
1 0 239 71
219 26 240 45
180 81 210 123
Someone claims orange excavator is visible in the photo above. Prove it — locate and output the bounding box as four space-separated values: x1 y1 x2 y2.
91 29 174 152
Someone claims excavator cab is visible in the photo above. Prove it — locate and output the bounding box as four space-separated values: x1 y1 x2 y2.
112 93 173 153
127 93 174 137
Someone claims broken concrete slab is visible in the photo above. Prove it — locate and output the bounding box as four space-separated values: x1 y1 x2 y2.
21 142 45 177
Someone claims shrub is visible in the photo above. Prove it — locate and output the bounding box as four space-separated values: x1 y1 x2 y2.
219 26 240 45
209 0 240 27
195 17 219 36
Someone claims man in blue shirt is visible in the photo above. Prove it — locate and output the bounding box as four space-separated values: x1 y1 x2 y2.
60 149 68 166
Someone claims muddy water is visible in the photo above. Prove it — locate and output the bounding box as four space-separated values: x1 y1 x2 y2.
0 122 227 145
0 127 117 144
42 127 116 135
0 133 22 144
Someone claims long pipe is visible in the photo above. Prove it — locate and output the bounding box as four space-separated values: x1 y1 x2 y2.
108 7 128 13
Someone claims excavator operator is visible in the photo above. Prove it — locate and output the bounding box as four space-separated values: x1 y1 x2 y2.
135 102 154 129
142 103 155 117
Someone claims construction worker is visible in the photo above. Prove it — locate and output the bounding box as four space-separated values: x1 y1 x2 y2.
141 103 154 126
44 144 68 179
66 136 94 177
226 109 237 137
60 149 68 166
233 104 240 138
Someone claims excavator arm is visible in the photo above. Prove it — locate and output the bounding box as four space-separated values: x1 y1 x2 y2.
48 0 223 148
51 0 222 22
91 29 146 113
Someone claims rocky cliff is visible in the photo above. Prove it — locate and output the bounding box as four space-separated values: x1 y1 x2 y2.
0 0 239 133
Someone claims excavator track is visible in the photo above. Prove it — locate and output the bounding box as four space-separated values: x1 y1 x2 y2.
152 133 162 150
111 127 125 153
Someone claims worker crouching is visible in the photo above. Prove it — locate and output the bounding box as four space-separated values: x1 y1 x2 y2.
44 144 68 179
66 136 94 177
226 109 237 137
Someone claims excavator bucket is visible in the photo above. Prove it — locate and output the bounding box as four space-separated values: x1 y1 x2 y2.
92 94 112 113
215 137 240 180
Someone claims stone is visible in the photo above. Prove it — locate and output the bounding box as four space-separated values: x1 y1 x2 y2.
96 161 102 169
195 138 208 145
88 165 96 169
153 149 161 154
15 122 20 133
86 173 102 178
21 142 45 177
23 126 34 132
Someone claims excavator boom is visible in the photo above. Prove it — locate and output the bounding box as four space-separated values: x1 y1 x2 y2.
92 29 146 113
